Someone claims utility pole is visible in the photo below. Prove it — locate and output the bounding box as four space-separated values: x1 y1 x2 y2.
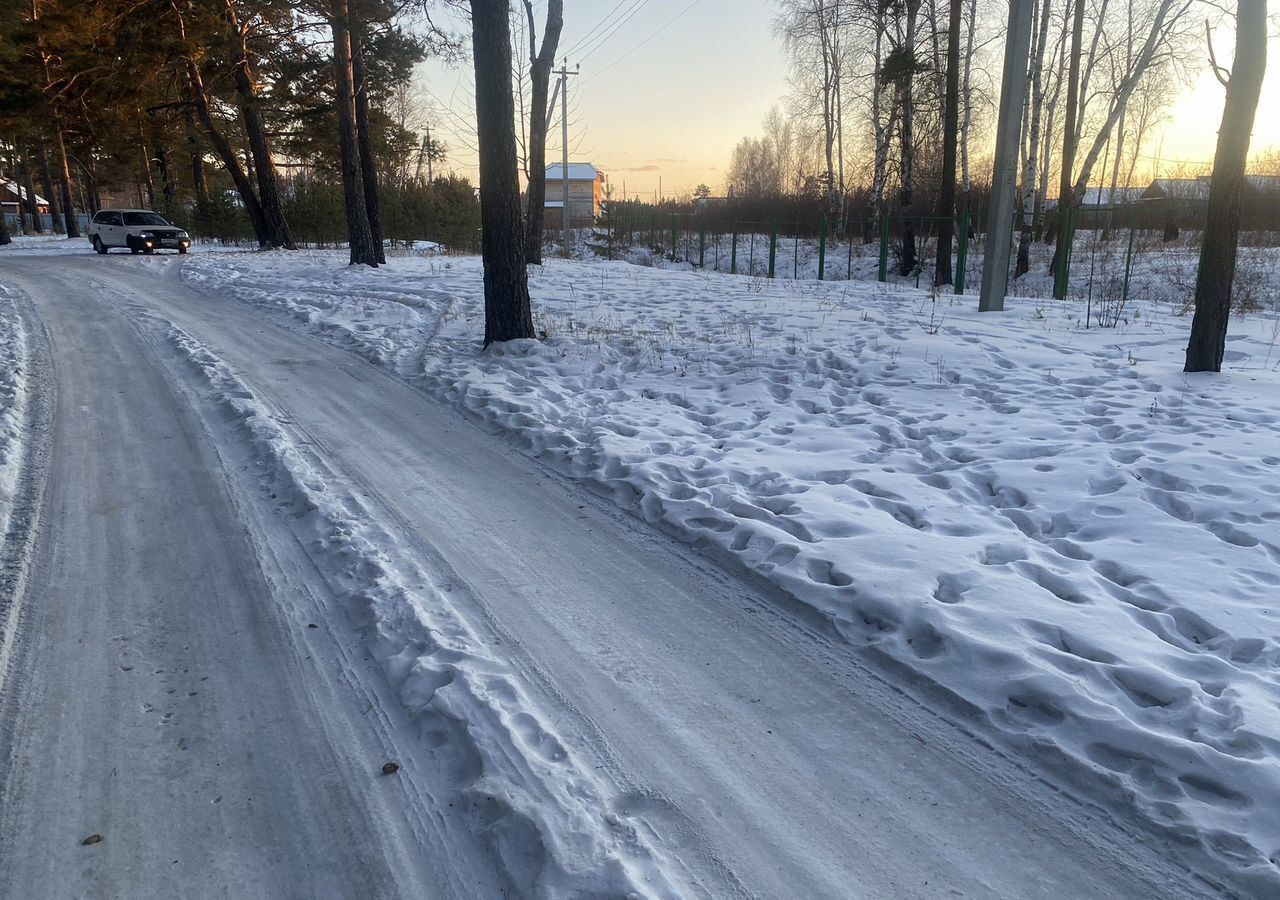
978 0 1034 312
555 60 579 256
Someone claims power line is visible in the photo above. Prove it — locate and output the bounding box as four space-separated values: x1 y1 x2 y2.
580 0 701 85
575 0 652 64
559 0 636 57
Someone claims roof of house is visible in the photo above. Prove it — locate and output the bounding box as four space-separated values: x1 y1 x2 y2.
545 163 600 181
1142 178 1213 201
1 180 48 206
1142 175 1280 199
1079 186 1146 206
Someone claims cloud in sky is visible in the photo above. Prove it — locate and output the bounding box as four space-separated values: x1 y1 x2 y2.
612 164 664 172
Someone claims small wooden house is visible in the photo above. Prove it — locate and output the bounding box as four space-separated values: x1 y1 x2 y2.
544 163 605 227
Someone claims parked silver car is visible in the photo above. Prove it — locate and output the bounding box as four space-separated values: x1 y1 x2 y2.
89 209 192 255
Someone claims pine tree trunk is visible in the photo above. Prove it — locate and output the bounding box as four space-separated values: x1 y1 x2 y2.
37 143 61 234
351 22 386 264
330 0 377 266
223 0 295 249
187 60 270 246
140 138 156 209
523 0 563 264
934 0 962 286
155 143 176 208
470 0 533 346
8 149 28 233
1185 0 1267 373
185 110 209 203
51 122 79 238
84 156 101 214
20 148 43 234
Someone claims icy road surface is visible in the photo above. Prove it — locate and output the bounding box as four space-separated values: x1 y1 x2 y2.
0 253 1238 898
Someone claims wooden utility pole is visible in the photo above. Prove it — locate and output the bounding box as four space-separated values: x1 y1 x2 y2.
555 61 578 256
978 0 1035 312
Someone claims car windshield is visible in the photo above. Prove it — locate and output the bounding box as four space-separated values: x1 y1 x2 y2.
122 212 170 226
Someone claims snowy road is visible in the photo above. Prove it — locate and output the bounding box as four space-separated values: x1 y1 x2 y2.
0 254 1237 898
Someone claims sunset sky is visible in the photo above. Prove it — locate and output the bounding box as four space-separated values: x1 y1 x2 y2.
419 1 1280 197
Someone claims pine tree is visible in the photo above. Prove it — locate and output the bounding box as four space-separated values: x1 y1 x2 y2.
469 0 533 346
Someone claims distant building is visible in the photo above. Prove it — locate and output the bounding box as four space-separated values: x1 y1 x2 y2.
1 180 48 216
1140 177 1211 204
544 163 605 226
1141 174 1280 204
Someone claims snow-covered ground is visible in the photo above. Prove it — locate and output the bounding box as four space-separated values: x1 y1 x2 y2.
162 245 1280 889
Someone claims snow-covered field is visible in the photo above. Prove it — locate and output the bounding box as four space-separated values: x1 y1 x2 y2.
152 246 1280 888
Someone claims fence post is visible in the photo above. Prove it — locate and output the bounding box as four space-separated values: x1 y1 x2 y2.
1122 227 1136 305
818 217 827 281
954 208 970 295
699 226 706 268
671 215 678 261
769 220 777 278
731 221 738 274
877 216 889 282
793 229 799 279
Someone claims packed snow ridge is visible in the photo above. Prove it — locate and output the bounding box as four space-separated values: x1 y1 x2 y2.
144 307 681 898
0 284 30 542
0 283 33 685
178 247 1280 891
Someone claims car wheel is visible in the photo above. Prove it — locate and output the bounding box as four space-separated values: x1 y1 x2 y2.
130 247 140 255
178 247 188 255
92 236 108 255
144 247 155 255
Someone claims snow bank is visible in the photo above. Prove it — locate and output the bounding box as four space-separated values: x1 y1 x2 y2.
0 285 30 541
145 308 679 899
0 234 251 257
180 248 1280 891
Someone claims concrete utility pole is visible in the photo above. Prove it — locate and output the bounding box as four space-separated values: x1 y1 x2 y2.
978 0 1035 312
555 60 579 255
